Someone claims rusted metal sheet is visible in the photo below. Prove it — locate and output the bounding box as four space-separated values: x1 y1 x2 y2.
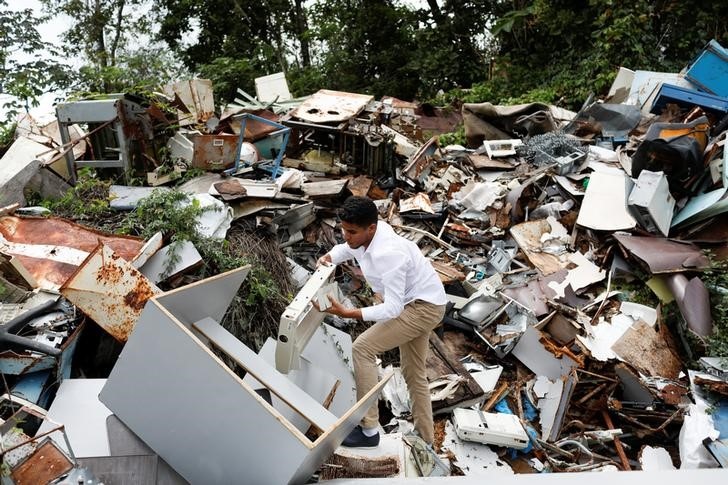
0 216 143 290
613 234 710 273
190 134 239 171
228 109 281 140
164 79 215 126
11 438 74 485
290 89 373 124
402 136 438 183
60 244 160 342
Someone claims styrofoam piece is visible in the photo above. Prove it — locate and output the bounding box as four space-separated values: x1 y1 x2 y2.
640 446 676 470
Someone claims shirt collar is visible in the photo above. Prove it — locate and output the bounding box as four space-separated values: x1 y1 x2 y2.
364 221 388 255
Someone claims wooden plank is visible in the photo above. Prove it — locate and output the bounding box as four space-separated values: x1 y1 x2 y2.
193 317 338 432
426 333 485 414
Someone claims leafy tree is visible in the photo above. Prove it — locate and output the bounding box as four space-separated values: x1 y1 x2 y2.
0 1 72 121
485 0 728 108
409 0 497 98
309 0 420 99
40 0 180 93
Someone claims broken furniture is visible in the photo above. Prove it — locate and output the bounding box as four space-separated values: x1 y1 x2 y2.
226 112 291 178
56 96 149 184
99 267 392 484
276 263 338 373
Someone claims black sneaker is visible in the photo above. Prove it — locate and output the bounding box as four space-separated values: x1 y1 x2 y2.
341 425 380 448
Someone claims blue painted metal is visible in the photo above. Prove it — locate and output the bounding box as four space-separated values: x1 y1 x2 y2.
705 439 728 468
12 370 52 406
0 321 84 377
686 40 728 97
226 113 290 179
650 83 728 116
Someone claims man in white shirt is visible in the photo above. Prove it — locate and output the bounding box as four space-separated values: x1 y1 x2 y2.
317 196 447 448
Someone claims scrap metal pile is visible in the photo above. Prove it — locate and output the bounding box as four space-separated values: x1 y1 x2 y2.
1 40 728 483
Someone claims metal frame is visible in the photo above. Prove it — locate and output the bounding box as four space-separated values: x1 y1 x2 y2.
55 97 130 184
227 113 291 178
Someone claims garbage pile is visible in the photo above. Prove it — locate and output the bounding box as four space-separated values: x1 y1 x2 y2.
1 39 727 483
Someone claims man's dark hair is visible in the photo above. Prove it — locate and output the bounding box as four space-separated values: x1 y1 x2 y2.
339 196 378 227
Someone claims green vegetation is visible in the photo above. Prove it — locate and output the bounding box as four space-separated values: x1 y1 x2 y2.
704 258 728 359
121 189 288 350
41 168 113 220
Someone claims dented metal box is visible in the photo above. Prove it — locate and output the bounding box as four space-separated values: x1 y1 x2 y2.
628 170 675 237
190 134 240 171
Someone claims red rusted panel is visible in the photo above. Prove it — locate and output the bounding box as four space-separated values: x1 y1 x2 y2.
190 134 239 171
0 216 143 289
11 439 73 485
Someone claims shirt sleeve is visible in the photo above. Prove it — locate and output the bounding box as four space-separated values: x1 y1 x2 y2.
360 253 407 322
327 243 355 264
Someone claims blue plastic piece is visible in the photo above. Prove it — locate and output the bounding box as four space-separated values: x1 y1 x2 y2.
686 40 728 97
494 398 514 415
522 392 539 422
650 83 728 116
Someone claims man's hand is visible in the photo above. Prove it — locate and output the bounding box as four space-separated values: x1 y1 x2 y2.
312 294 362 320
317 254 333 267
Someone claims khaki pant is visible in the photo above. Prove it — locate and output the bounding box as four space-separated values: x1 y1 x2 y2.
353 300 446 444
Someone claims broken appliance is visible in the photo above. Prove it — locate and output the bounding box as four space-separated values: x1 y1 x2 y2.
452 407 530 449
275 263 339 373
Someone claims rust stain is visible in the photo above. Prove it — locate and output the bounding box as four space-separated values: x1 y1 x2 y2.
96 262 125 285
124 280 156 312
660 383 688 405
0 216 143 289
11 440 73 485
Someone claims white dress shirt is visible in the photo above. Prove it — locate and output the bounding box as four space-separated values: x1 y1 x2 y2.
327 221 447 321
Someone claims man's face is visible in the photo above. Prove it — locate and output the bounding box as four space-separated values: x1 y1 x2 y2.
341 221 376 250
